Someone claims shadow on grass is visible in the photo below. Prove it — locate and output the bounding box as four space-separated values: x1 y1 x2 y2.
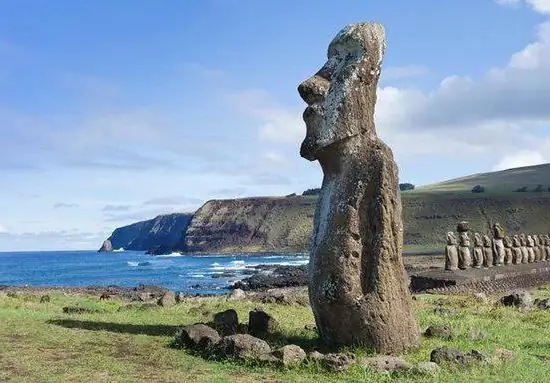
47 319 179 336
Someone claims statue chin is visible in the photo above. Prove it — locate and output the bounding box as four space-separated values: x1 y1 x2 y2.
299 139 318 161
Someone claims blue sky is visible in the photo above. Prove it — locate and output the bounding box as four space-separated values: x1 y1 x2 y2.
1 0 550 251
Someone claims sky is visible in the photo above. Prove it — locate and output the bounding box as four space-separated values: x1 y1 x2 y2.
1 0 550 251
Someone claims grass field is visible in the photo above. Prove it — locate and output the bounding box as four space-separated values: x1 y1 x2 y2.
3 287 550 382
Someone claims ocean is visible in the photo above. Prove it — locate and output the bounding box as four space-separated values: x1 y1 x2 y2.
0 250 309 295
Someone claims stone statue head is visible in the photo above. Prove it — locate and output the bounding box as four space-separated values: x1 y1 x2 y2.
483 234 492 247
527 235 535 247
298 22 386 161
458 231 470 246
493 222 505 239
504 236 512 247
520 233 527 246
513 235 521 247
534 235 540 246
473 232 482 246
446 231 457 245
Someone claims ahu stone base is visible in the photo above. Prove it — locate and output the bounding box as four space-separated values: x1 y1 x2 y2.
410 262 550 295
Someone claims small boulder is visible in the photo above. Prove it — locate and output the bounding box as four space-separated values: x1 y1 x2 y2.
173 323 220 350
62 306 100 314
157 291 177 307
216 334 271 359
213 309 239 336
248 309 279 338
40 295 51 303
494 348 516 362
433 307 459 316
362 355 411 373
410 361 441 376
228 289 247 301
499 290 533 309
271 344 307 366
318 353 355 372
473 292 488 304
308 350 325 361
430 347 468 366
535 298 550 310
424 325 453 340
467 349 491 365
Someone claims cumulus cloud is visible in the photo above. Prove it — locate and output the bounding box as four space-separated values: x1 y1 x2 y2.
492 150 548 170
0 224 8 233
496 0 550 14
53 202 79 209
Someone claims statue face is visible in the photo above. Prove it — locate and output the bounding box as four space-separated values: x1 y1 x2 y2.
446 231 456 245
298 23 386 161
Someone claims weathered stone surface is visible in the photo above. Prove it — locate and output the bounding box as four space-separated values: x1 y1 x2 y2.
410 361 441 376
445 232 458 271
314 353 356 372
472 233 483 268
512 235 523 264
216 334 271 359
483 235 494 267
458 232 472 270
527 235 536 263
430 347 468 366
173 323 221 350
270 345 307 366
98 239 113 252
473 292 488 303
213 309 239 336
424 325 453 340
494 348 516 362
248 309 279 338
520 234 529 264
157 290 176 307
493 238 505 267
297 22 418 354
534 235 542 262
504 236 513 265
227 288 246 301
361 355 411 372
468 349 491 365
493 223 505 239
457 221 469 233
500 290 533 309
535 298 550 310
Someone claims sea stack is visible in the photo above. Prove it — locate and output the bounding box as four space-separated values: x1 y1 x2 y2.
98 239 113 252
297 22 419 354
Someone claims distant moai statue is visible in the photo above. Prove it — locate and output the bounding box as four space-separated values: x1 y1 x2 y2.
533 235 542 262
492 223 506 266
544 235 550 261
472 233 484 268
482 234 494 268
512 235 523 264
527 235 536 263
457 222 471 270
444 232 459 271
520 234 529 264
503 236 513 265
538 235 547 261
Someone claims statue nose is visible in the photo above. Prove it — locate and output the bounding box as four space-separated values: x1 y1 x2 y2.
298 75 329 105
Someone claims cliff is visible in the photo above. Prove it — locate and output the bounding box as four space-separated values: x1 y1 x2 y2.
104 213 193 252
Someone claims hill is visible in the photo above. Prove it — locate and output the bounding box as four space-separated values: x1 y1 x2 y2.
102 163 550 254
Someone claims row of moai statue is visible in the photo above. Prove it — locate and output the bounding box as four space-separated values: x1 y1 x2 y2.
445 222 550 270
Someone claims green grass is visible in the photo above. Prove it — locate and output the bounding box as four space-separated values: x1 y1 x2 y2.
4 288 550 382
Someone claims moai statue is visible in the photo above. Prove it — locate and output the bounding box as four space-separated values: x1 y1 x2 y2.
492 223 506 266
527 235 536 263
457 222 471 270
297 22 419 353
503 236 513 265
512 235 523 264
520 234 529 264
445 232 459 271
544 235 550 261
539 235 548 261
533 235 542 262
482 234 494 268
472 232 484 268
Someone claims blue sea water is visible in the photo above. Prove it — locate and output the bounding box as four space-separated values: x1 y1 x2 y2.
0 250 309 295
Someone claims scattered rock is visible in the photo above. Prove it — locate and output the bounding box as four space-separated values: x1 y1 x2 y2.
146 245 173 256
173 323 221 350
362 356 411 373
467 349 491 365
62 306 101 314
468 328 487 341
317 353 355 372
157 290 177 307
39 295 50 303
248 309 279 338
410 361 441 376
424 325 453 340
473 292 488 304
535 298 550 310
139 292 155 302
500 290 533 309
308 351 325 361
270 345 307 366
494 348 516 362
430 347 468 366
216 334 271 359
6 292 17 298
99 293 110 300
231 265 308 291
213 309 239 336
228 289 246 301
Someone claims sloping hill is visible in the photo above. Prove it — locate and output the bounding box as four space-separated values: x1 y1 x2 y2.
417 163 550 193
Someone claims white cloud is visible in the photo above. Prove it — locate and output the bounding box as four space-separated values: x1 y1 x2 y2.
496 0 550 14
0 224 8 233
492 150 548 171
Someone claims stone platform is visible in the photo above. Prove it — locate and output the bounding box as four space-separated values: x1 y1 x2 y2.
410 262 550 294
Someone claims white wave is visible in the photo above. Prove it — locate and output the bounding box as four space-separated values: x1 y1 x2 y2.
211 262 221 267
156 252 184 258
230 260 246 266
113 248 125 252
191 274 205 278
127 261 139 267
